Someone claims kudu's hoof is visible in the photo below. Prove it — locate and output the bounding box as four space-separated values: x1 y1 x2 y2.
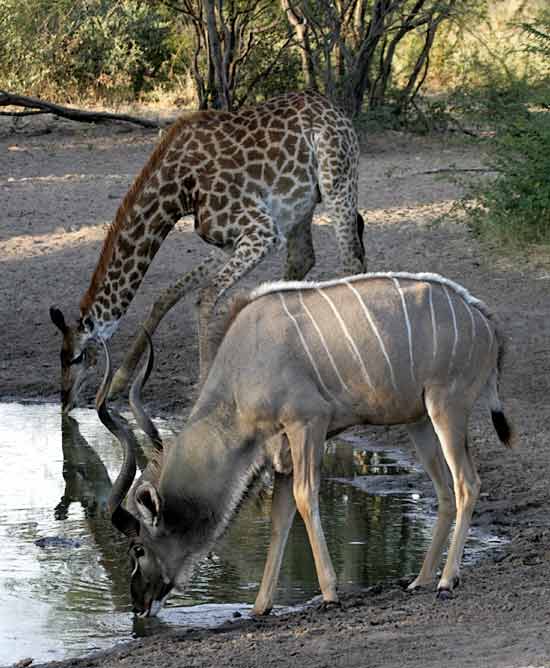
436 588 453 601
317 599 341 612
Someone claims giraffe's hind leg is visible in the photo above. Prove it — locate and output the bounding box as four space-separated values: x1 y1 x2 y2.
284 208 316 281
316 128 365 274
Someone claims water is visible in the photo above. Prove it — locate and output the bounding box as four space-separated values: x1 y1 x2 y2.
0 403 504 665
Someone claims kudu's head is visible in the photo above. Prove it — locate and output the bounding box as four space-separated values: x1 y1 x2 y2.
96 334 199 617
50 306 97 413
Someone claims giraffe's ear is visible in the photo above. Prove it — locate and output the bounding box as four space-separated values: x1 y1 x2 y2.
50 306 68 334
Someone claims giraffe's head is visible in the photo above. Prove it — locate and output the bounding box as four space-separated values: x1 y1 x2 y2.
50 306 98 413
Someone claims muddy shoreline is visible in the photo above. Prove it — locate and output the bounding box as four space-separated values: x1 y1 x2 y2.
3 115 550 668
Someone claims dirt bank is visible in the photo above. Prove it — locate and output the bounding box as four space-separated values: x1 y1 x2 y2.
2 114 550 668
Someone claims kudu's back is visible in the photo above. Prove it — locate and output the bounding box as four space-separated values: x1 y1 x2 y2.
210 272 500 430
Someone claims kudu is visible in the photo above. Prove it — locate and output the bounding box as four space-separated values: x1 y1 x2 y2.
97 271 515 617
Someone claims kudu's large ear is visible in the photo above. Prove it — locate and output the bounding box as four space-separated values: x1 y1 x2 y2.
135 482 161 527
50 306 68 334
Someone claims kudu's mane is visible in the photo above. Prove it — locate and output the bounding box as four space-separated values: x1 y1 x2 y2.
79 110 219 316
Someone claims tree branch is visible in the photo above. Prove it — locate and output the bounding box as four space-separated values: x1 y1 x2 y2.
0 90 160 128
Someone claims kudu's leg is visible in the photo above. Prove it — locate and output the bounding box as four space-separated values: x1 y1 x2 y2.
284 210 315 281
197 220 278 382
406 419 455 590
287 415 338 605
426 394 481 597
253 472 296 616
109 251 224 397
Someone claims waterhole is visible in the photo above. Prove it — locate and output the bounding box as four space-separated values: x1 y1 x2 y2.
0 403 505 665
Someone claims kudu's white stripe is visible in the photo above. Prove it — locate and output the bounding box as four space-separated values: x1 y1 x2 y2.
463 299 476 365
298 291 352 394
443 286 459 375
278 293 334 399
315 288 373 389
392 278 416 384
345 280 398 392
428 283 438 362
476 308 495 354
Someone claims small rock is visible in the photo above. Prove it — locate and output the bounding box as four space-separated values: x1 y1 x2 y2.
232 611 242 618
15 659 33 668
34 536 81 549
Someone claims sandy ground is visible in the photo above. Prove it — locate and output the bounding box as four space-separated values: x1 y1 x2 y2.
2 113 550 668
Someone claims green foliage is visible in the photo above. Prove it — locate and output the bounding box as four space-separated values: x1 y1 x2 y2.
466 110 550 245
462 7 550 246
0 0 172 100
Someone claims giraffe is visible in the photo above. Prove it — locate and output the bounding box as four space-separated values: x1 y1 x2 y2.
50 90 366 413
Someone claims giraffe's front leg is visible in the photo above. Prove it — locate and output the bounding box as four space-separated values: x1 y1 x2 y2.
109 252 224 398
197 227 279 382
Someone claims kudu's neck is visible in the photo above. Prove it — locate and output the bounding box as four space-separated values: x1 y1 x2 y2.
160 403 267 538
79 121 197 340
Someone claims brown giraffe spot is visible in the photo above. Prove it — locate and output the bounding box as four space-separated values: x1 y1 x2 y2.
247 149 264 162
139 190 157 208
161 164 177 182
267 147 279 162
275 176 294 194
262 163 276 184
130 222 145 241
219 157 238 170
138 239 151 257
210 193 229 211
211 230 224 245
213 180 227 194
269 130 285 144
123 259 135 274
137 261 148 274
163 199 180 217
246 163 263 181
117 235 134 259
228 184 240 199
143 200 160 219
203 142 218 158
159 182 178 197
150 239 161 256
233 128 246 142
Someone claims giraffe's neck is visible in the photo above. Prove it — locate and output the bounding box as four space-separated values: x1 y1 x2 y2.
79 119 196 339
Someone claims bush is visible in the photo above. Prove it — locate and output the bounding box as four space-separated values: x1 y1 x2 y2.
0 0 172 101
463 9 550 246
466 110 550 245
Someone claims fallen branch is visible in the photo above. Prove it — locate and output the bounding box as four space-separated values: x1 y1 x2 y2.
0 90 160 128
399 167 499 178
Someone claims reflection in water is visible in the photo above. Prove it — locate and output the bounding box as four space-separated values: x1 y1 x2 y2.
0 404 503 665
